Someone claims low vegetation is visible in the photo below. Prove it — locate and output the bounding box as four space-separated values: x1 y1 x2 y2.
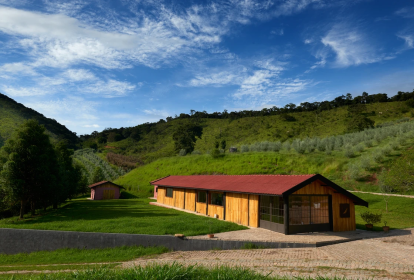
73 148 126 185
355 193 414 231
0 246 168 266
0 199 247 235
0 264 349 280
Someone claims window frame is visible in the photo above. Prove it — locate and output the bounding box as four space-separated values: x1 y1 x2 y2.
210 192 224 206
197 191 207 203
166 188 173 198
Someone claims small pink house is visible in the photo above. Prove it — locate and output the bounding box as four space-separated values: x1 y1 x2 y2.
89 181 124 200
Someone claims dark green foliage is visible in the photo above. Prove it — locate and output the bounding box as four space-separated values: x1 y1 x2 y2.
0 120 57 218
360 211 382 225
406 99 414 108
220 139 226 150
0 93 78 148
281 114 296 121
172 123 203 154
0 121 86 218
210 149 222 158
92 166 105 184
347 115 375 132
89 143 98 150
240 243 266 249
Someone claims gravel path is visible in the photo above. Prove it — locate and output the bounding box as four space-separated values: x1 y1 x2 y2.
124 231 414 280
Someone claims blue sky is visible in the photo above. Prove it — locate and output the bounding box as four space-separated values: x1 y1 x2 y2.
0 0 413 135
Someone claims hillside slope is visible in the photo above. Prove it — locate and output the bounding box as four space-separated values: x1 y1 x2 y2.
115 118 414 197
0 93 79 148
93 101 413 165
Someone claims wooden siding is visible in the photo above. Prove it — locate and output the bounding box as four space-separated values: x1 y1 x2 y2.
174 189 185 209
248 195 259 227
207 205 224 220
157 187 174 207
184 190 196 211
225 193 249 226
196 202 207 215
292 180 356 232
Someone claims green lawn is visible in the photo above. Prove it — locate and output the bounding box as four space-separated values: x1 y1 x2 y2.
0 264 344 280
0 246 168 266
0 199 247 235
355 193 414 231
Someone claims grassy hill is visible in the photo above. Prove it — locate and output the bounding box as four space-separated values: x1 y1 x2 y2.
0 93 79 148
115 117 414 197
91 101 413 165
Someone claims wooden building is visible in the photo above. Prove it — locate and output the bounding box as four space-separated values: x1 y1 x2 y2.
151 174 368 234
89 181 124 200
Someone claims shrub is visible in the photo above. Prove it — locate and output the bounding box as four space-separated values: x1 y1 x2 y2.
360 211 382 225
360 157 371 170
325 145 332 155
364 140 373 148
390 141 399 150
210 149 222 158
268 141 282 152
344 146 355 158
240 145 249 153
282 141 291 151
191 150 201 155
179 149 187 156
355 144 364 153
372 151 383 163
348 163 361 180
382 146 392 156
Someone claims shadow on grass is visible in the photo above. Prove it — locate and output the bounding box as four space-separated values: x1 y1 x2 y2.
5 200 180 225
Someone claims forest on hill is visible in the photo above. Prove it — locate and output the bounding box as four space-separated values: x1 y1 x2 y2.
0 93 79 148
80 90 414 167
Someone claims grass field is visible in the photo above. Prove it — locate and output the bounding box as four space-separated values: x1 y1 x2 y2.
0 199 246 235
355 193 414 231
0 264 346 280
0 193 412 234
0 246 168 266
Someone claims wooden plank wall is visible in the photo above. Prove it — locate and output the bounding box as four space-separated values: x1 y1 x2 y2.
174 189 185 209
196 202 207 215
157 187 165 204
184 190 196 211
207 205 224 220
248 195 259 227
225 193 249 226
292 181 356 231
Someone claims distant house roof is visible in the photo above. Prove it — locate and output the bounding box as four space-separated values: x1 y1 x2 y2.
88 181 124 189
151 174 368 206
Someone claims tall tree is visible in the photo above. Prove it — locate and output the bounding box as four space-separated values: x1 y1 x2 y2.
172 123 203 154
0 120 56 218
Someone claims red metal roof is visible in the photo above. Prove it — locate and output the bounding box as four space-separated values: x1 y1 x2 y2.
88 181 123 189
151 175 316 196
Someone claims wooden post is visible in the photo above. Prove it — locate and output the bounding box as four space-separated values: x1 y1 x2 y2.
206 191 209 216
223 192 226 220
284 195 289 235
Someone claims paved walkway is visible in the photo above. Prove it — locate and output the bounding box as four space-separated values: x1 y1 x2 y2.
124 229 414 279
189 227 412 244
350 191 414 199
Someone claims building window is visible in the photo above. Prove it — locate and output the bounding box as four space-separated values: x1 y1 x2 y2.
155 187 158 193
210 192 223 206
260 196 284 224
166 188 173 198
289 195 329 225
198 191 207 203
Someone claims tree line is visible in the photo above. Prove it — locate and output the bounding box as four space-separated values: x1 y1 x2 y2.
79 90 414 145
0 120 87 219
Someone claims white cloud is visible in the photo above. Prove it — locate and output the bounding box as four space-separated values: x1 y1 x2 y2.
304 39 312 44
2 86 50 97
395 7 414 19
321 23 384 67
143 109 170 119
397 34 414 49
84 79 137 98
83 124 100 128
